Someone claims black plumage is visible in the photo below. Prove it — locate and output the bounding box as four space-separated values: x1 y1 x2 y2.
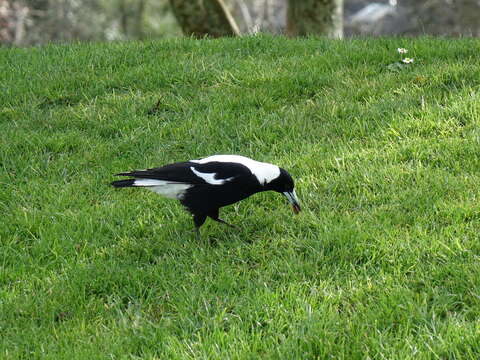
111 155 300 237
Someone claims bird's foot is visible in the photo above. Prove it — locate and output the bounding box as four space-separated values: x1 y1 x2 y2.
215 218 238 229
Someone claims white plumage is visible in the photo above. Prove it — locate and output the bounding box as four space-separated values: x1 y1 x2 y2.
190 155 280 185
132 179 191 199
189 167 234 185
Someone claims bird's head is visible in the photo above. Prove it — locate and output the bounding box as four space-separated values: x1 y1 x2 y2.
266 168 301 214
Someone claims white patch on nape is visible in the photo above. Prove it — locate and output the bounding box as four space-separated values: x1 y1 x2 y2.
190 167 233 185
133 179 191 199
191 155 280 185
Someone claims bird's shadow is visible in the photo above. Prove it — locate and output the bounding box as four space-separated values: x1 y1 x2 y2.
198 225 248 247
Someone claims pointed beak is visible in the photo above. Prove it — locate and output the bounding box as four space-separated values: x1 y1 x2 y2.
283 190 301 214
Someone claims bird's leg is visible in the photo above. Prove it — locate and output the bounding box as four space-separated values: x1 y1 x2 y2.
208 209 237 228
214 218 237 228
192 213 207 239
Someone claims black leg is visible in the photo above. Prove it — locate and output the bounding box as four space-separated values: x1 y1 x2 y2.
208 209 237 228
193 213 207 239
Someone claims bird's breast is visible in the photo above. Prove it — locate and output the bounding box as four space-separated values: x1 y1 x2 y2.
181 183 261 212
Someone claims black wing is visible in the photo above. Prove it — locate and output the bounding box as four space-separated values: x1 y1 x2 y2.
192 161 255 184
116 162 202 184
115 161 256 186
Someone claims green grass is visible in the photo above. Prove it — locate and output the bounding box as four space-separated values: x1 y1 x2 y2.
1 35 480 359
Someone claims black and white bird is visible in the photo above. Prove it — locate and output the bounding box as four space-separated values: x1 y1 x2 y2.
111 155 301 237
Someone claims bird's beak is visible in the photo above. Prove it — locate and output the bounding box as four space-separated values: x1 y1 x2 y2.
283 190 301 214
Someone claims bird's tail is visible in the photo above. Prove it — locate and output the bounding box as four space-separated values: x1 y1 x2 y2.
111 179 136 188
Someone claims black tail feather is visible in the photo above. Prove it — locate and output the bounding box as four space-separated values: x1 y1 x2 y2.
111 179 135 188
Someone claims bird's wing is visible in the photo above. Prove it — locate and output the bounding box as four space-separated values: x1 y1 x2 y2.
116 162 202 184
189 161 254 185
115 161 254 186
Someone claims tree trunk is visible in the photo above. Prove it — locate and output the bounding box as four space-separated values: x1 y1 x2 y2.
287 0 343 38
169 0 240 38
134 0 146 39
455 0 480 36
119 0 128 36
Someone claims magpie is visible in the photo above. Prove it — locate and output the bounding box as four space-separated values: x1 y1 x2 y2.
111 155 301 237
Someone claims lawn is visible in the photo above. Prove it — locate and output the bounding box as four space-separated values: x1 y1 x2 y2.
1 35 480 359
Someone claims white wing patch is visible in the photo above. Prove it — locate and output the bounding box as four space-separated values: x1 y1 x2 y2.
190 155 280 185
132 179 191 199
190 167 233 185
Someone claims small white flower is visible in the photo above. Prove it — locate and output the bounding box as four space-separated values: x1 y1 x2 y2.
397 48 408 54
402 58 414 64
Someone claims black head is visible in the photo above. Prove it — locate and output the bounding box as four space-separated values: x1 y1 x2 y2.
266 168 301 214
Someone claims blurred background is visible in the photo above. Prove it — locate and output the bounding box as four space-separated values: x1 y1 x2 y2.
1 0 479 46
